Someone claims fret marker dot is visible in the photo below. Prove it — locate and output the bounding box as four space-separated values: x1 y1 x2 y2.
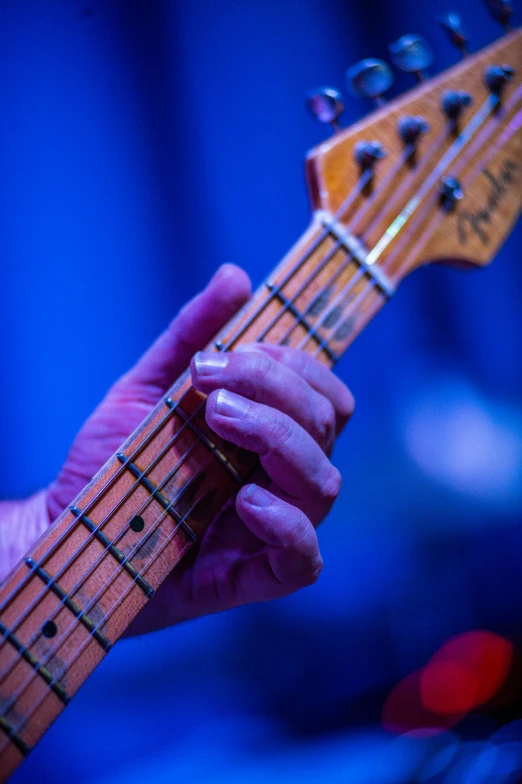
42 620 57 639
130 515 145 533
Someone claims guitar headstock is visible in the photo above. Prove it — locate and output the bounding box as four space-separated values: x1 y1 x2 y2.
305 23 521 287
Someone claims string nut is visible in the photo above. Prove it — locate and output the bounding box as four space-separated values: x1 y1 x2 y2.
397 115 430 145
485 64 514 95
482 0 513 30
306 88 345 133
354 140 386 169
440 176 464 212
389 34 433 81
437 12 469 56
441 90 473 121
346 59 393 104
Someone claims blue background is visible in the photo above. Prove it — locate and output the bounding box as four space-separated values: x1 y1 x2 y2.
1 1 521 781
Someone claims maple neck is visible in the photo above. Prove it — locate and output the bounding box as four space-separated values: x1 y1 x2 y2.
0 215 389 780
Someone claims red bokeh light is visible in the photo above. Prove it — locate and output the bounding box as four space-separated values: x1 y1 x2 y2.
421 631 513 714
382 630 514 737
382 670 463 736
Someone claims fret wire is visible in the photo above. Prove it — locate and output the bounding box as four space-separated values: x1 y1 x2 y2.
310 279 379 358
0 93 496 688
0 410 236 700
0 87 496 630
0 271 382 744
1 89 504 752
0 715 30 758
0 169 376 623
0 620 70 705
0 462 214 753
0 460 212 742
0 429 207 685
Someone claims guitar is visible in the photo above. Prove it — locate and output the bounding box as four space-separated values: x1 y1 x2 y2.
0 13 520 782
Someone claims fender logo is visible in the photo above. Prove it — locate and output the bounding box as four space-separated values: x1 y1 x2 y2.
457 159 519 245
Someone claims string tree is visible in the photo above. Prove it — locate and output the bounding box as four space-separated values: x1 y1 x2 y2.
306 88 345 134
482 0 513 31
389 34 433 82
440 176 464 212
437 11 469 57
346 59 393 106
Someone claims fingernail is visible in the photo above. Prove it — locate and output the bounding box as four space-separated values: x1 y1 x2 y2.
215 389 250 418
242 484 272 507
194 352 229 375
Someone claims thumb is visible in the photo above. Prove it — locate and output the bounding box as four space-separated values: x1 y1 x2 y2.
113 263 252 404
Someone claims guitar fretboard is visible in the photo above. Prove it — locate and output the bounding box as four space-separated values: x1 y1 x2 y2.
0 213 389 779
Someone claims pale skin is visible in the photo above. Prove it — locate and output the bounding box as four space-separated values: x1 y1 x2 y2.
0 264 354 633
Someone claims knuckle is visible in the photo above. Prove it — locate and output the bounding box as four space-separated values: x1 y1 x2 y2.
322 465 342 504
269 415 295 450
248 351 273 389
338 386 355 421
317 398 336 444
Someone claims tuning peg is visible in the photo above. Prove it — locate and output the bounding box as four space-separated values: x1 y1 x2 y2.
306 88 345 133
440 176 464 211
437 12 469 57
482 0 513 31
354 141 386 170
389 34 433 81
346 59 393 105
485 64 514 95
398 115 430 145
442 90 473 121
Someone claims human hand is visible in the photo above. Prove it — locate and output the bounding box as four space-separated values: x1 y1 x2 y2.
1 264 354 632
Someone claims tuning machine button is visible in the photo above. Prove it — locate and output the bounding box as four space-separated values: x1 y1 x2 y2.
485 64 514 95
346 59 393 105
483 0 513 30
354 141 386 170
398 116 429 145
306 88 345 133
437 12 469 57
389 34 433 81
440 176 464 211
442 90 473 121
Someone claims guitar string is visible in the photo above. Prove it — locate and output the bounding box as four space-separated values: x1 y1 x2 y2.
256 103 492 350
232 134 448 350
0 168 375 621
0 453 222 745
0 92 505 735
0 86 498 676
1 93 504 740
0 134 437 640
0 492 200 752
300 94 506 356
0 168 387 696
0 93 499 717
0 424 210 683
0 89 483 623
389 86 522 279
